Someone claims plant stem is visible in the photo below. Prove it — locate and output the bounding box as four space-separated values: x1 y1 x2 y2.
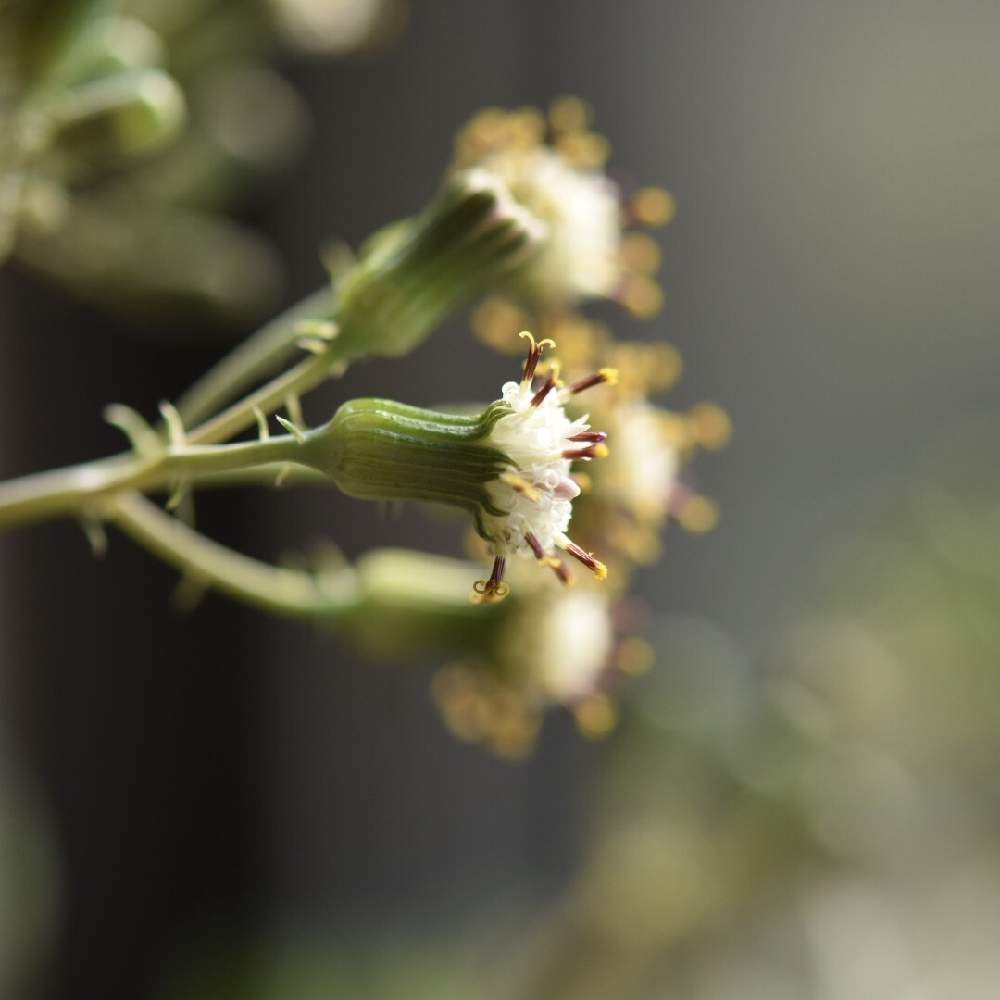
108 492 355 620
185 353 331 446
0 433 303 532
176 285 337 428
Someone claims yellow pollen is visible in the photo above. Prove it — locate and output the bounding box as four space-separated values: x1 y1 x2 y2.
599 367 620 386
593 443 610 458
631 186 677 227
470 579 510 605
657 412 694 447
556 131 610 169
549 95 591 133
620 232 662 274
678 495 719 534
500 471 541 501
472 298 530 353
620 273 664 319
617 637 655 676
688 402 732 450
510 107 545 148
518 329 555 351
574 694 618 739
593 560 608 581
542 358 564 384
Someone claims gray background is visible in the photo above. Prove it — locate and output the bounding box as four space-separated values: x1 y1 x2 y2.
3 0 1000 995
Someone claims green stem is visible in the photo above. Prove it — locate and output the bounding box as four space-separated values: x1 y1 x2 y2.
187 464 327 489
185 353 329 446
173 169 541 442
108 497 502 658
0 433 302 531
176 285 336 428
108 492 354 620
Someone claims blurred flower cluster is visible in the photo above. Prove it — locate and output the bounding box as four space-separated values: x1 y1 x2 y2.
157 434 1000 998
0 89 726 759
424 102 728 756
0 0 402 325
493 436 1000 998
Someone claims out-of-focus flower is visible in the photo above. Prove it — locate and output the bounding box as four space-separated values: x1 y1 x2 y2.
267 0 405 56
0 0 406 326
558 341 730 567
328 546 641 758
455 98 673 331
433 580 621 759
453 100 722 575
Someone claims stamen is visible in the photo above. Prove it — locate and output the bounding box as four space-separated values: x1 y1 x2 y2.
531 375 558 406
563 541 608 581
569 368 619 394
500 471 541 501
563 443 609 460
471 555 510 604
568 430 607 443
524 531 546 561
519 330 556 383
542 555 572 585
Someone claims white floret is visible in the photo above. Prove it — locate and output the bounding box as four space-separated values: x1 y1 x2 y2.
483 147 621 300
482 380 591 556
534 590 613 701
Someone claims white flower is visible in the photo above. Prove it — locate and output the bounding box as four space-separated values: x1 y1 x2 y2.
483 146 621 301
532 589 613 702
604 401 681 521
268 0 393 54
472 332 615 602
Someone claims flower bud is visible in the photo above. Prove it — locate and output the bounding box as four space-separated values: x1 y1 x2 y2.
331 168 546 361
300 398 510 520
49 16 166 87
50 67 186 158
296 331 614 602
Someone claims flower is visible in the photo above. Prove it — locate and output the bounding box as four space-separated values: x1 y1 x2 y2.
433 581 620 759
267 0 403 55
603 400 682 520
432 568 659 758
563 342 731 565
339 546 645 758
472 331 616 603
480 143 620 301
454 100 673 317
529 588 614 702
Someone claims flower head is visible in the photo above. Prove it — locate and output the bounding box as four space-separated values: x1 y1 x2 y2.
455 100 673 317
433 574 656 759
472 332 616 603
561 342 731 566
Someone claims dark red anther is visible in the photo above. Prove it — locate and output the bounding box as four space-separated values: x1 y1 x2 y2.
564 541 608 579
523 344 543 382
520 333 555 383
531 376 557 407
568 430 607 443
525 532 545 561
547 558 571 585
569 370 615 395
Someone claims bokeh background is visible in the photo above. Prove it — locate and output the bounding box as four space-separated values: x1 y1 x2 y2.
4 1 1000 997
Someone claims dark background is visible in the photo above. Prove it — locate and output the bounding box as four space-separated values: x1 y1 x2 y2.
3 1 1000 996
